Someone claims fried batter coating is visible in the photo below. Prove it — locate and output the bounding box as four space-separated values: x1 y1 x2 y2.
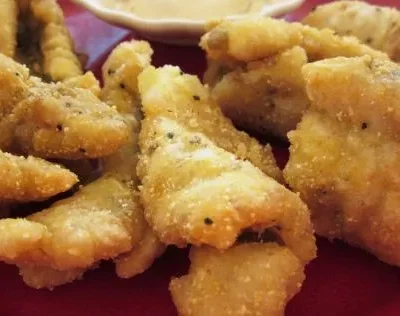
20 265 87 289
170 243 305 316
4 40 158 288
0 0 18 57
138 65 281 181
30 0 83 81
63 71 101 97
0 152 77 202
284 56 400 266
12 80 129 159
138 116 315 262
101 40 167 279
200 17 388 63
0 54 129 159
201 16 388 139
210 46 309 138
303 1 400 62
115 227 166 278
0 176 146 270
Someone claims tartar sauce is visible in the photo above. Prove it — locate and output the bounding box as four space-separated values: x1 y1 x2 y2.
102 0 278 20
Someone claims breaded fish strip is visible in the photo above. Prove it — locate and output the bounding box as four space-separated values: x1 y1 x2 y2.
201 17 388 139
210 46 309 138
0 152 77 202
138 66 282 181
0 54 129 159
0 176 146 270
20 265 87 289
100 41 167 279
200 17 388 63
284 56 400 266
115 227 166 278
0 0 18 57
13 41 157 288
170 243 305 316
303 1 400 62
30 0 83 81
138 116 315 262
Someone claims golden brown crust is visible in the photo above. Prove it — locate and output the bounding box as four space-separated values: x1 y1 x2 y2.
138 116 315 262
30 0 83 80
0 0 18 57
0 152 77 202
138 65 282 182
0 53 129 159
285 56 400 266
210 46 309 139
201 17 388 63
302 56 400 141
303 1 400 62
170 244 305 316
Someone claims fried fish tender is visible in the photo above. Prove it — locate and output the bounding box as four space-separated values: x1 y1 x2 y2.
0 0 18 57
115 227 166 278
0 54 129 159
170 243 305 316
200 17 388 63
100 40 166 279
0 176 146 270
20 265 87 289
138 116 315 262
138 65 281 181
284 56 400 266
201 17 388 140
210 46 309 138
303 1 400 62
12 40 156 288
29 0 83 81
0 152 77 202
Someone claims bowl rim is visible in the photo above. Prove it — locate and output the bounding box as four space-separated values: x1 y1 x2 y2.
71 0 305 31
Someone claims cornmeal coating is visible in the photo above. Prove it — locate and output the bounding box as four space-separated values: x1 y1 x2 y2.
8 41 159 288
201 16 388 139
138 65 282 182
303 1 400 62
210 47 309 138
170 243 305 316
30 0 83 80
0 0 18 57
200 17 387 63
0 152 77 202
0 53 129 159
138 117 315 262
284 56 400 266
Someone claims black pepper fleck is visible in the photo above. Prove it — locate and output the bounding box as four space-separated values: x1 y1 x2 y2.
204 217 213 225
365 37 373 44
108 69 115 75
65 102 72 108
180 71 184 75
79 148 86 153
15 72 20 77
56 124 63 131
193 95 200 101
190 136 202 145
361 122 368 130
119 83 125 89
166 132 175 139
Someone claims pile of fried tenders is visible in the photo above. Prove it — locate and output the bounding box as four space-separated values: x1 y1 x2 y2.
1 0 400 315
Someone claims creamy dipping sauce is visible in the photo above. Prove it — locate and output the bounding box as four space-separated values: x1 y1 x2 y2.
102 0 279 20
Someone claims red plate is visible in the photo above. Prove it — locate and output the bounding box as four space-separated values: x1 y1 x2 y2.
2 1 400 315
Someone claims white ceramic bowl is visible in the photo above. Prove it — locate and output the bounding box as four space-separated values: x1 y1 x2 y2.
71 0 305 45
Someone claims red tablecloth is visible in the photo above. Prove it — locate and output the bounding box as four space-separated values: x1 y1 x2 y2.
2 1 400 315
